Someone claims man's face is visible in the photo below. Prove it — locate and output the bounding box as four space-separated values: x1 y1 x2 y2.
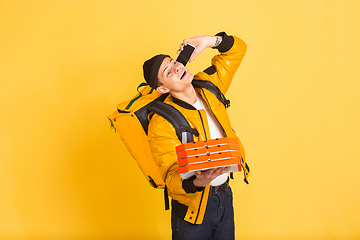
156 57 193 93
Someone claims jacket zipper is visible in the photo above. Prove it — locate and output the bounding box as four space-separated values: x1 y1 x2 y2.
198 110 208 140
194 189 206 223
193 109 207 223
125 84 154 110
200 89 227 137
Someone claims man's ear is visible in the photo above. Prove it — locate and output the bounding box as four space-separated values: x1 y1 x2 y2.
156 86 170 94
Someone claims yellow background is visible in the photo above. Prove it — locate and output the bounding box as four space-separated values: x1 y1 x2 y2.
1 0 359 239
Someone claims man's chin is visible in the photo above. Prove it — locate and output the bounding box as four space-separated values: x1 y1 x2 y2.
183 72 193 82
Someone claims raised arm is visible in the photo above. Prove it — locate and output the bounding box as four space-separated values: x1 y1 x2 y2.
193 32 247 95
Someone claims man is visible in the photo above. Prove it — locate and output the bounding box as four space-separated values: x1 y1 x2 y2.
143 32 248 240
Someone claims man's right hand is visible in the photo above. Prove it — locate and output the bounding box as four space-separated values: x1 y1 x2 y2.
193 166 230 187
177 35 222 63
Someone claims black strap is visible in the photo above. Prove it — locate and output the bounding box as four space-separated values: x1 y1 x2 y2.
146 84 231 210
148 101 199 143
148 101 199 211
192 80 230 108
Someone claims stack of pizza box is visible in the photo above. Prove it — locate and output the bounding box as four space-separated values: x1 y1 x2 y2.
176 137 243 179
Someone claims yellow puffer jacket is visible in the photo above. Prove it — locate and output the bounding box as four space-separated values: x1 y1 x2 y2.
148 32 248 224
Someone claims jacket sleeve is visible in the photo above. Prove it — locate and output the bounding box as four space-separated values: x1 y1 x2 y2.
148 114 202 195
193 32 247 95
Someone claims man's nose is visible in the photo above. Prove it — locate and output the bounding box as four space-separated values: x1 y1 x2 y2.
174 63 181 73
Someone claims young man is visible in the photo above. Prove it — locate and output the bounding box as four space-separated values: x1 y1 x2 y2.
143 32 248 240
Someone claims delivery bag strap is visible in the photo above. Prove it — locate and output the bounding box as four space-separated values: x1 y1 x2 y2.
148 101 199 143
148 100 199 210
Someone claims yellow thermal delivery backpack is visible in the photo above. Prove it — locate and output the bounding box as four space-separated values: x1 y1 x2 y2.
108 83 166 188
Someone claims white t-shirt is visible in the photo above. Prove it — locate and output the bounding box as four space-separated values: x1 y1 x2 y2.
192 94 228 186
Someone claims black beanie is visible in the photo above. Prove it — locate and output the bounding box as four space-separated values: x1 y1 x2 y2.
143 54 170 89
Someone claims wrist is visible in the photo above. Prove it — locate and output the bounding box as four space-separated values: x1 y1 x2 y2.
208 35 223 48
206 35 221 48
193 177 206 188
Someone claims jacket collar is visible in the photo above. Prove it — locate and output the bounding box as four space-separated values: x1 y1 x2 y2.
172 96 197 110
171 82 205 110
